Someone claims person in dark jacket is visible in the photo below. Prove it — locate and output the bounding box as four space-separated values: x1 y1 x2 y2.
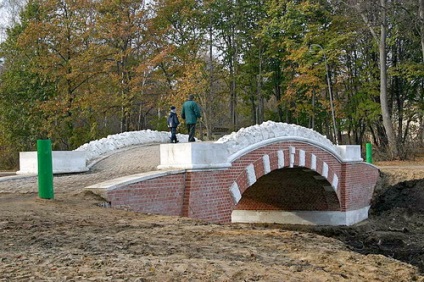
167 106 180 143
181 94 201 142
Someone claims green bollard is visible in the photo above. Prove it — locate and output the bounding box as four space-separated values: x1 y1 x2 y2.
366 142 373 164
37 139 54 199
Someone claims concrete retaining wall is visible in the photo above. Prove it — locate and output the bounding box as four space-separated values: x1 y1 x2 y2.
17 151 88 175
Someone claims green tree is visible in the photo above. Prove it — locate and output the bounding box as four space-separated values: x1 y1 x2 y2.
14 0 104 149
0 1 55 168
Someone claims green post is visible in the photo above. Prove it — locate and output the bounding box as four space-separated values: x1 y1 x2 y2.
37 139 54 199
366 142 373 164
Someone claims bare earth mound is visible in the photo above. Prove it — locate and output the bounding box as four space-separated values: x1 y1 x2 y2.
0 145 423 281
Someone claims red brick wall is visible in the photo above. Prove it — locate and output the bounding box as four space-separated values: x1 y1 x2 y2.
105 141 379 223
183 170 234 223
340 162 380 211
107 173 186 216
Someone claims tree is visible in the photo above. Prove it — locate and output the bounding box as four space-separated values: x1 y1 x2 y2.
338 0 398 157
95 0 154 133
0 1 55 168
209 0 242 130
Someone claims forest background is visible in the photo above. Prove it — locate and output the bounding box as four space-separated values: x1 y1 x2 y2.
0 0 423 170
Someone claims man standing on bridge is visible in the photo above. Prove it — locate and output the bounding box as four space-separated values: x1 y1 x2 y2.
181 94 201 142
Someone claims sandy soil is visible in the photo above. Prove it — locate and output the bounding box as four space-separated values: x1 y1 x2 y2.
0 144 424 281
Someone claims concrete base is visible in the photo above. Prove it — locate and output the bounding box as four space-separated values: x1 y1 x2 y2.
231 207 370 226
17 151 88 174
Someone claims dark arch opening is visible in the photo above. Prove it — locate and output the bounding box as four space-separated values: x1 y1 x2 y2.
234 167 340 212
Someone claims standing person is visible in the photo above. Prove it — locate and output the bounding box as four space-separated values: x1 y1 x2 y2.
167 106 180 143
181 94 201 142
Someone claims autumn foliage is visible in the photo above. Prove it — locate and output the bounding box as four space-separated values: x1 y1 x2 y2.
0 0 423 169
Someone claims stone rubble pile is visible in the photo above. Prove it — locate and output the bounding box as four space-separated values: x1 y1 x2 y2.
75 130 187 162
75 121 338 163
216 121 337 156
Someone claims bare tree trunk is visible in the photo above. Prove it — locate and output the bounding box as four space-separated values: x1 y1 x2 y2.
206 24 214 140
345 0 398 157
419 0 424 143
229 57 237 131
420 0 424 61
228 27 237 132
379 0 397 157
257 49 264 124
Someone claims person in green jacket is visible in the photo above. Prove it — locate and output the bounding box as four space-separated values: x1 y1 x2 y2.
181 94 202 142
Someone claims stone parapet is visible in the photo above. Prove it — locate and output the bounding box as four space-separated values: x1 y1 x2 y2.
157 142 232 170
17 151 88 174
336 145 363 162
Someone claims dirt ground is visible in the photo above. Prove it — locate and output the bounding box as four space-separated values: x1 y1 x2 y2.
1 144 424 281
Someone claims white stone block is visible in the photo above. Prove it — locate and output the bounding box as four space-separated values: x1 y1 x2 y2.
311 154 317 171
336 145 363 162
229 182 242 204
289 146 295 168
299 150 305 166
17 151 88 174
332 174 339 191
277 150 285 168
157 142 231 170
263 155 271 174
246 164 257 186
322 162 328 178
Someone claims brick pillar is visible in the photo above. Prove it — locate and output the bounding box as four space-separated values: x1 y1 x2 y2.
181 172 190 217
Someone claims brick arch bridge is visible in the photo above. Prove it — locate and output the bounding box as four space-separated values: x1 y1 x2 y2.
87 122 379 226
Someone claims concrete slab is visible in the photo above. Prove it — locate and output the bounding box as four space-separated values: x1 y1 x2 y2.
231 207 370 226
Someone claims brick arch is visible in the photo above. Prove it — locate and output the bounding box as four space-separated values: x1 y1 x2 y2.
88 136 379 226
228 141 343 210
234 167 341 212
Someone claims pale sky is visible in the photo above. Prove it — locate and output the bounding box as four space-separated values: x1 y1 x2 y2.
0 0 26 42
0 3 11 42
